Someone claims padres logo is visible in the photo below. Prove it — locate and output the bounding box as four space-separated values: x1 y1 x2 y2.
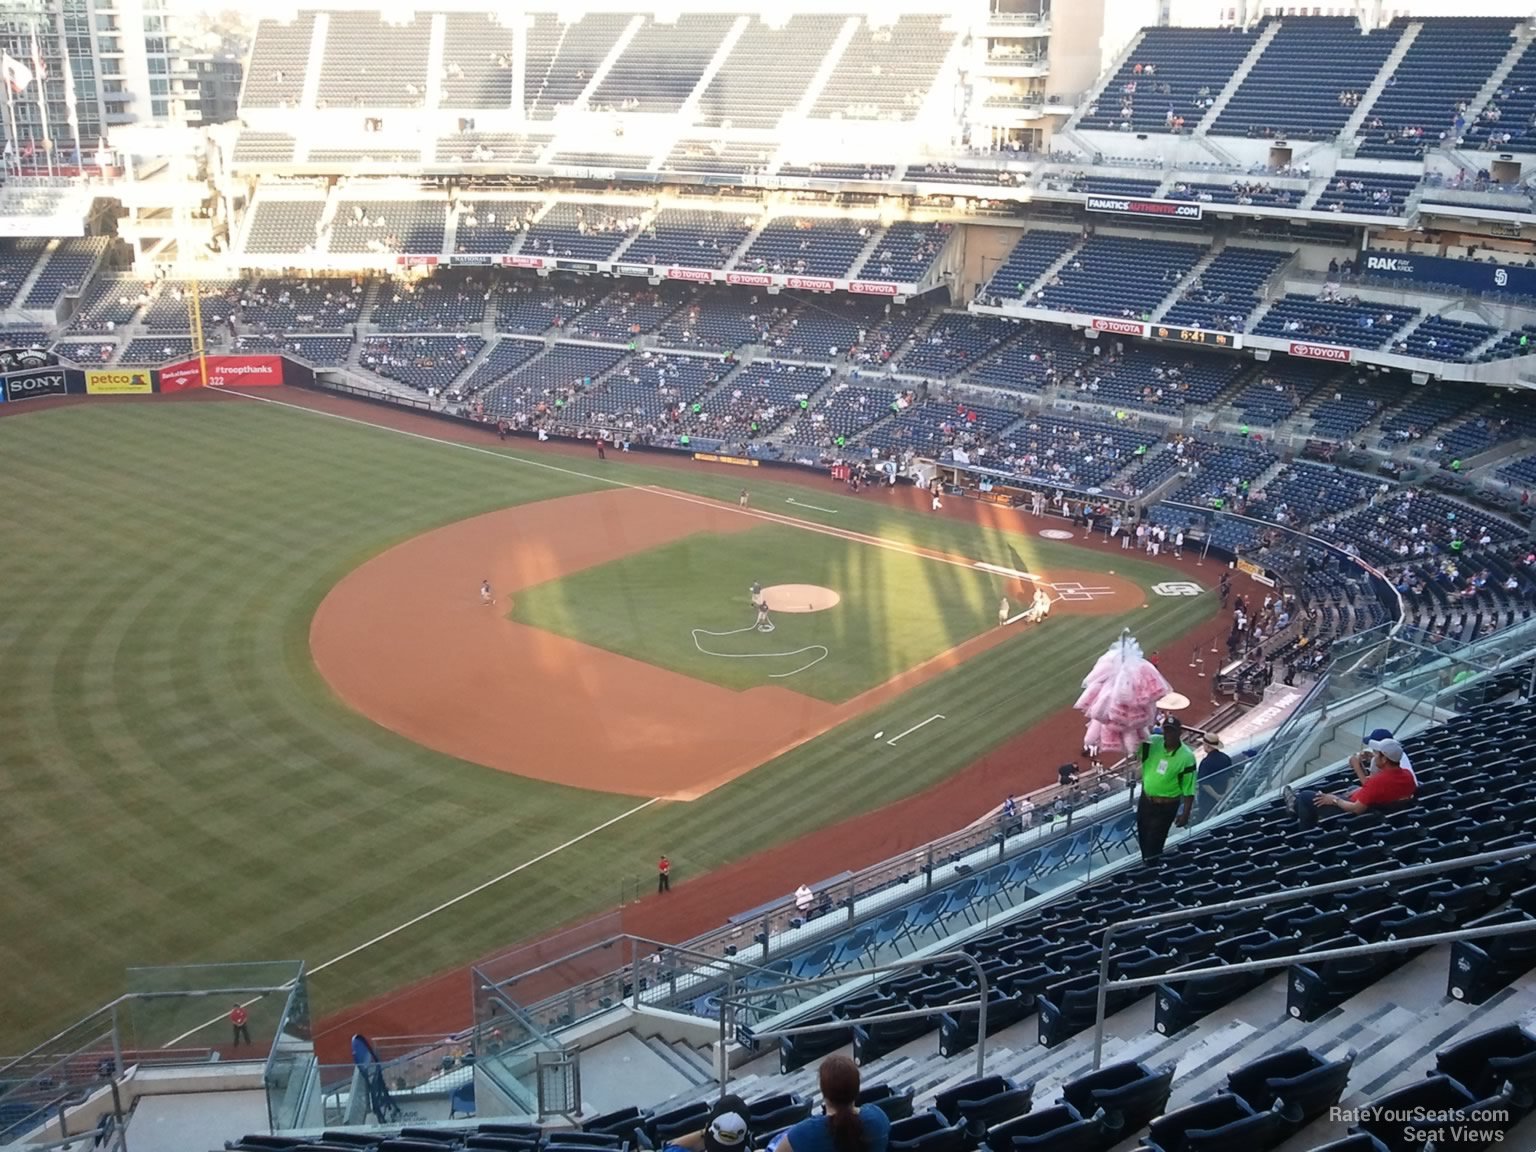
1152 581 1204 597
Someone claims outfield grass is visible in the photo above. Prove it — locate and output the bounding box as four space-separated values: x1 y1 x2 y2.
0 398 1214 1053
512 524 1010 701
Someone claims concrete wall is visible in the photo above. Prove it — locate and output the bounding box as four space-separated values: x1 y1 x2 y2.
1045 0 1110 100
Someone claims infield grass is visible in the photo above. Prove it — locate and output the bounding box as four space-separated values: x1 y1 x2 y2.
0 396 1214 1053
511 524 1010 701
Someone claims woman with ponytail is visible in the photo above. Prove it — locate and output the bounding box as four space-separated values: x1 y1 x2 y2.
778 1054 890 1152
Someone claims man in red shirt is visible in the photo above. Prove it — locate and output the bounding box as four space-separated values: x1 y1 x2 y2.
657 855 671 894
1286 737 1417 830
230 1003 252 1047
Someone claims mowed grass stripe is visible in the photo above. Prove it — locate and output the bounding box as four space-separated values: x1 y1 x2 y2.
0 405 636 1046
0 401 1214 1050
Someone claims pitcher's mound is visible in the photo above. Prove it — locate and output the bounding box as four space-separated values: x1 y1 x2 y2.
762 584 840 613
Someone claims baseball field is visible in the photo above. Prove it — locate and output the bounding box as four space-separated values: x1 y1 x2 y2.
0 391 1217 1054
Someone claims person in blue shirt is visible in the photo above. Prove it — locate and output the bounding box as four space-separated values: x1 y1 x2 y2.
778 1054 891 1152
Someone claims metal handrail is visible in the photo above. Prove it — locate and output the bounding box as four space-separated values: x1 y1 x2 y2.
0 986 297 1081
717 950 990 1093
478 933 794 995
514 806 1128 1028
1159 500 1407 636
1091 842 1536 1067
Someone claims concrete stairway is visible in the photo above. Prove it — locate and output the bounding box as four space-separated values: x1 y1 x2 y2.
1460 26 1536 130
1150 242 1224 323
1196 20 1283 134
1341 22 1421 141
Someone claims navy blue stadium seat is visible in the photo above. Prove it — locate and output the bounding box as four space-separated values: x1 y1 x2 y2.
1141 1093 1288 1152
860 1083 916 1122
887 1110 968 1152
1060 1061 1176 1143
933 1075 1033 1141
982 1104 1102 1152
1434 1024 1536 1115
1226 1047 1355 1132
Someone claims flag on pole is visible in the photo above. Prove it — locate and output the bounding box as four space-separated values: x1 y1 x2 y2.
2 54 32 93
29 27 52 175
59 33 78 161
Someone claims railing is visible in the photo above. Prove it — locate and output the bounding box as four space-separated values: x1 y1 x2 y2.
500 613 1499 1036
0 963 308 1147
1090 843 1536 1068
717 951 992 1092
1157 500 1406 634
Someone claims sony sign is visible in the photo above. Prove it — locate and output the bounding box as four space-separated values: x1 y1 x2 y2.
4 367 67 401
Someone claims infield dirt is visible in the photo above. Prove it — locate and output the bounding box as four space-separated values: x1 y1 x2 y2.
311 486 1144 799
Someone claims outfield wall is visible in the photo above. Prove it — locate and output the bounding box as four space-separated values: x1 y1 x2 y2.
0 354 305 403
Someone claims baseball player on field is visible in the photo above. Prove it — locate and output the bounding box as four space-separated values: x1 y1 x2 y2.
480 580 494 605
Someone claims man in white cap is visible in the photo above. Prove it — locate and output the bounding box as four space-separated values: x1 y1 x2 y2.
1352 727 1417 786
1286 736 1417 830
663 1094 753 1152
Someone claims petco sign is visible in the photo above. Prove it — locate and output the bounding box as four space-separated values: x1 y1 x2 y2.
1288 342 1353 364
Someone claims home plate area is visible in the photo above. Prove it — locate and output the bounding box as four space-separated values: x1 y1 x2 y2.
1049 580 1119 602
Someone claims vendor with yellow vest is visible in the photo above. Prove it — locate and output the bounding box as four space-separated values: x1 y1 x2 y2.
1136 717 1196 861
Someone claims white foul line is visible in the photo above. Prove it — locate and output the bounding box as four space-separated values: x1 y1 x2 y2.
215 390 1019 582
887 714 946 745
974 561 1039 580
786 497 839 514
160 796 659 1048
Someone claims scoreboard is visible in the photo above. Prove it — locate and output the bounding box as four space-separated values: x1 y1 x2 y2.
1150 325 1243 349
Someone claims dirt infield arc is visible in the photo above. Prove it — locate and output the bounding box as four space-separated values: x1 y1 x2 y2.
310 486 1144 800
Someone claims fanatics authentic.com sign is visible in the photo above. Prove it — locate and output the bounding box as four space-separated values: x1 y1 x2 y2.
1085 196 1202 220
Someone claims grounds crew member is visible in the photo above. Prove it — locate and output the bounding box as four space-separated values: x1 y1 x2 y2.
1136 717 1196 860
230 1003 252 1047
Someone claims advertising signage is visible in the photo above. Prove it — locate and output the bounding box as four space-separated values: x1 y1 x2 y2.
1085 196 1202 221
4 366 67 401
1289 342 1353 364
1361 249 1536 299
1090 317 1148 337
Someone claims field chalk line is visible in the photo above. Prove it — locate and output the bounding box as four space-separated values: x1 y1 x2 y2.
160 796 659 1048
886 714 946 745
785 497 839 514
690 623 828 678
974 561 1040 580
217 390 1020 582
